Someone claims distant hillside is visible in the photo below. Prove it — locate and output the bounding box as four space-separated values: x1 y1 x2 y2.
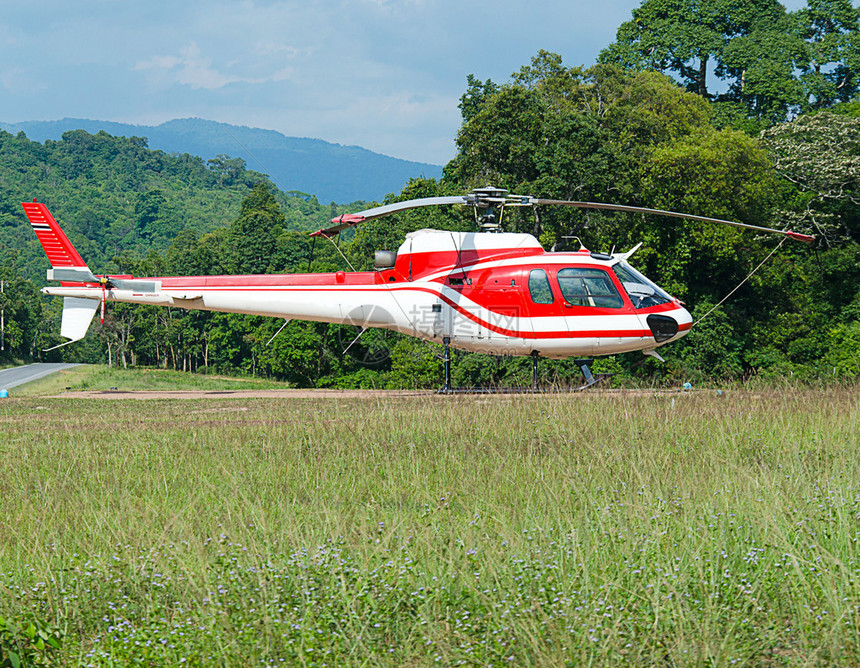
0 129 363 282
0 118 442 204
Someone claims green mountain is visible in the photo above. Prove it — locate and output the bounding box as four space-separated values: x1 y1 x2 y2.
0 128 361 282
0 118 443 204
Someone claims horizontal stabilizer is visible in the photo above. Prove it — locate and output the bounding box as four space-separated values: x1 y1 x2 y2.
109 278 160 293
45 268 160 293
47 267 99 283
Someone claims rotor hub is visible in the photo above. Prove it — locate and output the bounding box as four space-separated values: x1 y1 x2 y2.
467 186 509 207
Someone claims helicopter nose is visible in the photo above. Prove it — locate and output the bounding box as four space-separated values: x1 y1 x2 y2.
646 306 692 343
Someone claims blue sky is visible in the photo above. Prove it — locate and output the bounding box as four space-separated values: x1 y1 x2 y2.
0 0 810 165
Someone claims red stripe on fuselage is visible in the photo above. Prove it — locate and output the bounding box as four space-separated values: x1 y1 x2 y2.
158 272 383 288
150 277 687 341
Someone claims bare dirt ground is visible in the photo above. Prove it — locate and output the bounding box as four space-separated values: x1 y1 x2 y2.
47 389 436 399
45 387 718 400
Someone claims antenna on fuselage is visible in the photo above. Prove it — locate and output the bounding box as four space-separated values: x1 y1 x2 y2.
561 235 587 252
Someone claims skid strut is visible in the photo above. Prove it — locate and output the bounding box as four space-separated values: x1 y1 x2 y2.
437 345 614 394
578 359 597 388
441 336 452 393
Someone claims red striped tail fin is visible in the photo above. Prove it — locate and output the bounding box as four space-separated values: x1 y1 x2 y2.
22 201 89 269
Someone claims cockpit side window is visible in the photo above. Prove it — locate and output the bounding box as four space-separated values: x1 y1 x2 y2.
557 268 624 308
528 269 554 304
612 263 672 309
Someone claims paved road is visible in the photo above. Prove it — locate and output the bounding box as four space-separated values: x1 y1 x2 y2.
0 363 81 390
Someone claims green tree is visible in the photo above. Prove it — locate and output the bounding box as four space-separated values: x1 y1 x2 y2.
134 190 171 242
761 111 860 244
826 321 860 377
251 320 345 386
671 304 744 380
458 74 500 124
449 55 777 258
240 181 285 222
716 17 806 125
599 0 860 125
207 155 247 185
795 0 860 108
639 125 780 297
0 274 49 361
598 0 787 98
164 229 225 276
226 183 285 274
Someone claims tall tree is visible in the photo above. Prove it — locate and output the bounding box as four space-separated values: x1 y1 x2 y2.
134 189 171 242
226 183 285 274
761 110 860 244
448 55 773 255
597 0 860 124
598 0 788 98
458 74 500 124
795 0 860 108
717 14 806 124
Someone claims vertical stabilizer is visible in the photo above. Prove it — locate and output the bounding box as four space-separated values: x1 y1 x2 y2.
21 202 89 270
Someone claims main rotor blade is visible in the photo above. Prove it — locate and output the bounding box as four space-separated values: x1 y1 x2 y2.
531 199 815 243
310 196 470 237
309 190 815 244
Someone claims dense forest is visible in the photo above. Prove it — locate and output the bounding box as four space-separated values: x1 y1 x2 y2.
1 0 858 387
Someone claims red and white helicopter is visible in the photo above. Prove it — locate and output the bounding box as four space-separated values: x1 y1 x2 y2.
23 187 813 390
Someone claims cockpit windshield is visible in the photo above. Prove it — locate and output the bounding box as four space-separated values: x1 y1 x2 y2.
612 262 673 309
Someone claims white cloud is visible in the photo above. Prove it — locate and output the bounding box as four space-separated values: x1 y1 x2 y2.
353 0 429 16
0 0 686 164
0 66 44 96
251 42 305 59
135 42 296 90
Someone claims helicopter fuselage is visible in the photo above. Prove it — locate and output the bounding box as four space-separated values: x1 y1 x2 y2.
42 228 692 359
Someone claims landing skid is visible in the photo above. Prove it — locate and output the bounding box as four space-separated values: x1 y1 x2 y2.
436 338 615 394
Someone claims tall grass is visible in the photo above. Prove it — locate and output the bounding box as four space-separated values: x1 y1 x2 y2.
0 388 857 665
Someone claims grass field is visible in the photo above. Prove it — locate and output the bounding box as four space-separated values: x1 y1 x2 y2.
0 383 858 665
10 364 293 396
